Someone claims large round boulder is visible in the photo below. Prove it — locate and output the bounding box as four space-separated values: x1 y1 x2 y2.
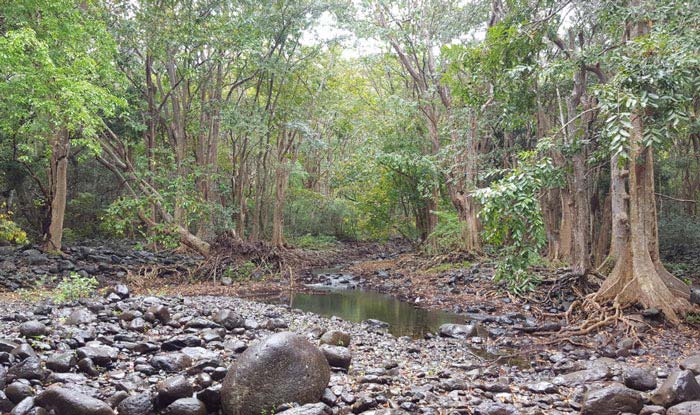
221 331 330 415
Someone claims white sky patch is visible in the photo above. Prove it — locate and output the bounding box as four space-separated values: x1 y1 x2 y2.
301 11 383 59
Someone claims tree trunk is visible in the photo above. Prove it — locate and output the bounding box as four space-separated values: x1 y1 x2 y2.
596 114 690 322
44 127 69 252
271 161 290 248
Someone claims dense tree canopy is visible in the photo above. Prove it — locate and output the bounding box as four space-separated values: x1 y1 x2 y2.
2 0 700 321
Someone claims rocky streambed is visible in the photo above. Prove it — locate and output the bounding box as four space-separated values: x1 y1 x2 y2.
0 285 700 415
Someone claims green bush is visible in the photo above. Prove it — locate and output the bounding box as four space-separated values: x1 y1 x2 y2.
0 206 28 245
223 260 258 282
659 214 700 253
55 272 99 302
285 188 359 240
423 211 465 255
289 234 338 250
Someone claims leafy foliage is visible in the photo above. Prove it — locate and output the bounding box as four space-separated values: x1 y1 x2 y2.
0 206 28 245
475 142 560 293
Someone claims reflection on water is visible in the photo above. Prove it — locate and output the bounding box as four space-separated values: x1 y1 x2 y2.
272 288 465 338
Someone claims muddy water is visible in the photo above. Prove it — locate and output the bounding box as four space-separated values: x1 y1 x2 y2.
271 288 465 338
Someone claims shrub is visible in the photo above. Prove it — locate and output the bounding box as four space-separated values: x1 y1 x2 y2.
289 234 338 250
0 205 28 245
55 272 99 302
423 211 465 255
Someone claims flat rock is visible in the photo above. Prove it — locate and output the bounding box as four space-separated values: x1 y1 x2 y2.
35 386 114 415
680 355 700 375
623 366 657 391
276 403 330 415
116 393 155 415
668 401 700 415
651 370 700 407
581 383 643 415
164 397 206 415
438 323 476 339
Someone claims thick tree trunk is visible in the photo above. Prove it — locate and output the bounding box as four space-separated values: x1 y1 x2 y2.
596 114 690 322
571 152 591 273
593 193 612 267
541 188 562 261
558 190 574 261
44 127 69 252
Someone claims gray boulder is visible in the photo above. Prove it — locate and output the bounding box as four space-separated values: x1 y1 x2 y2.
438 323 476 339
116 393 155 415
319 344 352 369
668 401 700 415
581 383 644 415
652 370 700 407
276 403 330 415
221 332 330 415
320 330 351 347
680 355 700 375
35 386 114 415
623 366 657 391
19 321 48 337
165 398 207 415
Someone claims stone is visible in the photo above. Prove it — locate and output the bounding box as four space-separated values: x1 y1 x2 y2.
8 357 44 380
552 367 609 385
116 393 155 415
623 366 657 391
196 386 221 413
690 287 700 305
474 402 519 415
680 355 700 375
639 405 667 415
185 317 214 329
362 319 389 329
438 323 477 339
66 309 96 325
151 353 193 372
46 351 77 372
111 284 130 299
212 310 244 330
221 331 330 415
78 358 100 376
106 391 129 408
651 370 700 407
276 403 329 415
524 381 558 394
668 401 700 415
10 396 34 415
5 382 33 404
156 375 193 408
320 344 352 369
164 398 207 415
35 386 114 415
19 321 48 337
162 336 202 351
0 339 19 353
77 344 119 366
0 391 13 412
11 344 36 360
320 330 351 347
581 384 644 415
148 305 170 323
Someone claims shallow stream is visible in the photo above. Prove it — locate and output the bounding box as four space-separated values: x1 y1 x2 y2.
270 287 465 338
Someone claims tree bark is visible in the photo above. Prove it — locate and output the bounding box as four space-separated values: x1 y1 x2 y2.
596 121 690 321
44 127 69 252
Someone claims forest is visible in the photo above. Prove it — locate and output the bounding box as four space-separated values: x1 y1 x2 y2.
1 1 700 414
